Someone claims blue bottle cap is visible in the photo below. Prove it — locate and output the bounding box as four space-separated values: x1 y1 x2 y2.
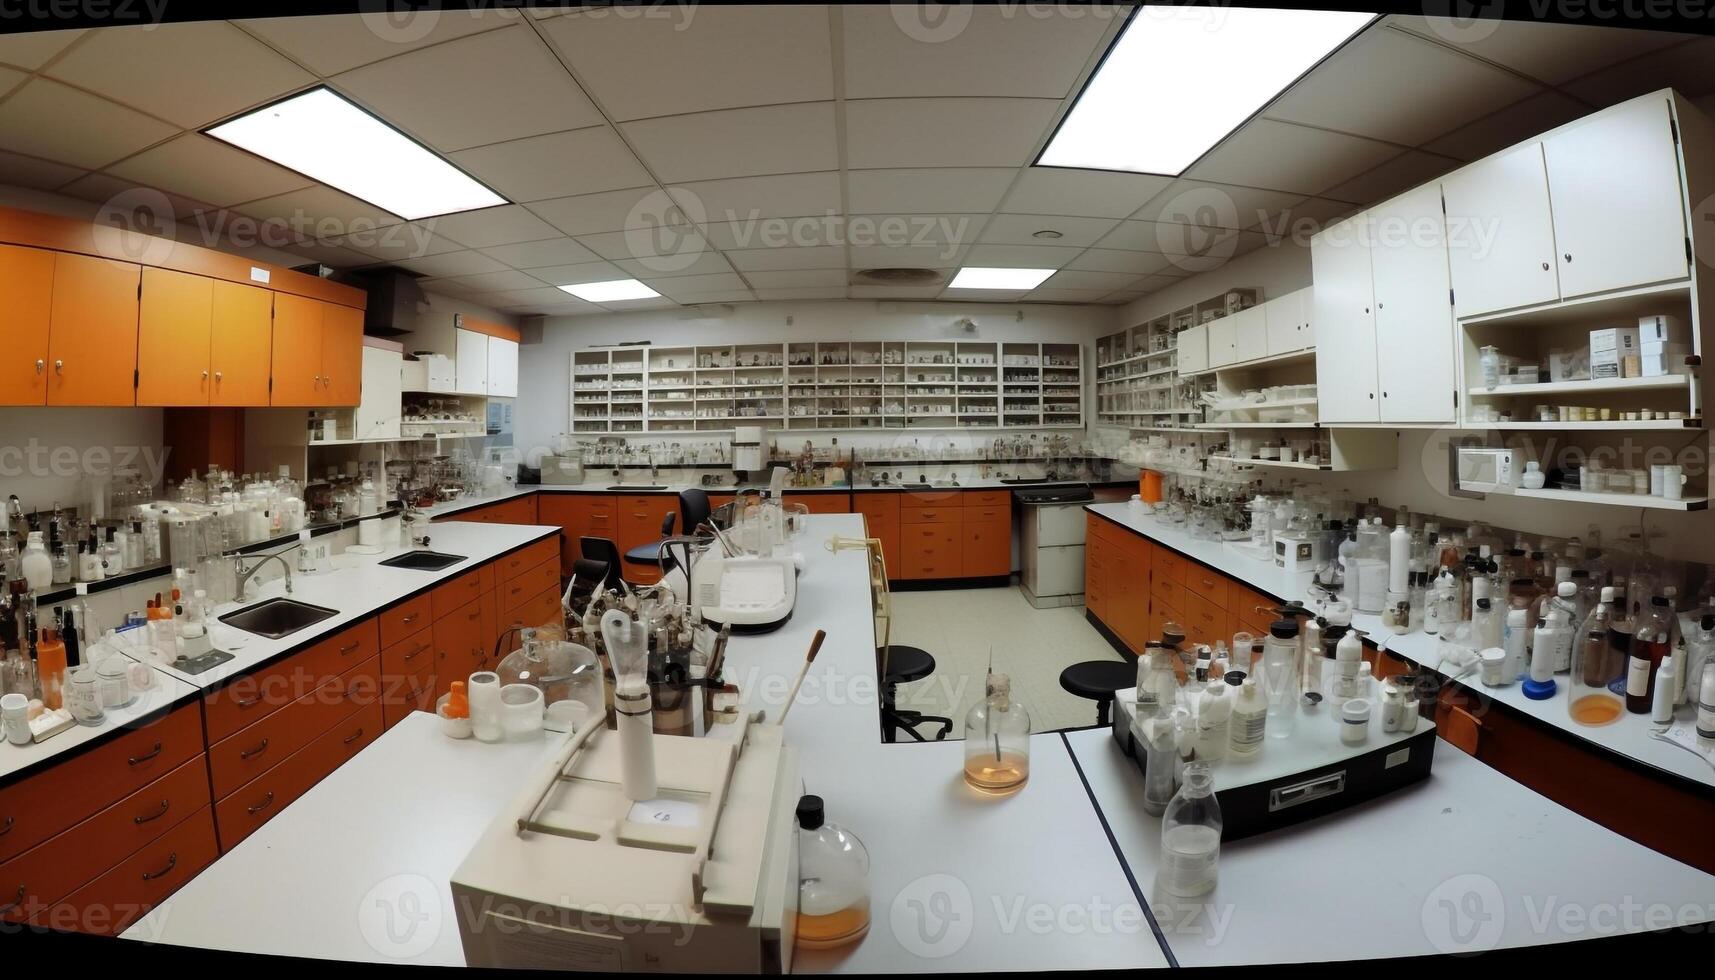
1521 677 1557 700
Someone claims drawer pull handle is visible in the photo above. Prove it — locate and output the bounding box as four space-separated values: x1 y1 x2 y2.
141 853 179 881
128 742 164 766
240 738 270 761
236 694 264 709
0 816 11 836
401 613 420 625
247 792 275 816
343 727 365 745
0 885 23 915
133 799 171 824
402 645 426 662
467 610 481 622
339 641 361 655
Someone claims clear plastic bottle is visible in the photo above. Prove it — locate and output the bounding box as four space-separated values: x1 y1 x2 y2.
1135 642 1180 721
1195 679 1231 763
1687 614 1715 709
1158 761 1223 898
1261 620 1300 738
963 673 1030 795
1139 699 1180 816
795 795 870 951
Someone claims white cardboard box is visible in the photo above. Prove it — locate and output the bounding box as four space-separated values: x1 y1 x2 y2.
1637 314 1686 345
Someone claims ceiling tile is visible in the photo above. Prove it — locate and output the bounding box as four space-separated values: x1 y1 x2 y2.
474 286 576 308
1276 197 1360 232
596 297 679 312
743 269 847 288
47 22 314 129
848 244 966 270
525 260 629 286
0 150 83 190
341 221 464 261
0 66 23 99
277 239 379 269
849 284 948 300
754 287 848 301
450 127 652 203
538 4 832 120
1026 288 1117 304
1421 90 1588 161
961 243 1080 267
428 204 563 248
644 273 749 298
56 174 219 234
844 98 1060 169
444 269 552 294
621 103 838 183
1066 249 1184 276
394 249 508 278
235 185 402 240
1039 270 1141 291
1000 168 1174 218
667 172 841 223
527 187 674 237
698 217 845 251
1388 16 1692 86
845 167 1017 214
612 252 736 279
479 237 601 268
576 227 713 261
1264 27 1541 147
1129 181 1305 230
105 133 312 208
725 245 847 272
979 213 1117 248
333 25 602 152
842 3 1114 100
1320 150 1461 207
0 78 176 170
849 214 988 248
0 28 83 70
236 9 517 77
1560 36 1715 104
668 291 757 306
1095 220 1247 258
1185 119 1402 197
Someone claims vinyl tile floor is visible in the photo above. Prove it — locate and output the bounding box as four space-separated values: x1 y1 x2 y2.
883 583 1127 739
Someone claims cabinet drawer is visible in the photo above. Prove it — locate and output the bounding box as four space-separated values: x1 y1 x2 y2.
376 592 431 649
202 618 379 744
207 655 379 800
852 492 899 519
431 567 486 618
44 805 218 937
963 505 1009 522
900 526 963 579
1183 591 1225 648
1184 564 1229 608
434 597 487 697
1 755 210 922
901 504 964 525
498 537 558 584
0 704 202 863
380 625 433 677
381 657 436 731
215 702 381 850
1228 584 1279 629
1149 566 1183 610
961 490 1009 508
901 489 960 507
496 556 558 612
503 586 563 634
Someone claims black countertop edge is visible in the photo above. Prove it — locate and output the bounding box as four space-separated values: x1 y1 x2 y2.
512 479 1135 496
0 685 203 792
30 509 402 608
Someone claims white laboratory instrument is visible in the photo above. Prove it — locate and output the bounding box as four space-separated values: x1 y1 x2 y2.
732 425 765 474
691 551 797 634
451 715 802 973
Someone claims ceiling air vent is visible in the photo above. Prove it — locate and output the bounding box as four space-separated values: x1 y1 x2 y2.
851 268 944 286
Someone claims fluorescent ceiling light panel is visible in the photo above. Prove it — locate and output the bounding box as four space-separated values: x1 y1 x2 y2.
558 279 661 302
205 87 506 220
948 267 1055 290
1039 7 1374 175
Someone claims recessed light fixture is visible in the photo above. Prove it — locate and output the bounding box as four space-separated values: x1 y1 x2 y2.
1031 229 1065 240
558 279 661 303
948 267 1055 290
205 87 507 220
1038 6 1375 176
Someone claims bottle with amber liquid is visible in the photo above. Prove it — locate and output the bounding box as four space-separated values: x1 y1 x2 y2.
795 795 870 951
36 625 67 711
1569 587 1624 726
963 673 1031 795
1627 596 1675 714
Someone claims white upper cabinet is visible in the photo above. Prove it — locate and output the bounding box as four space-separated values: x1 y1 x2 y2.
1542 95 1689 300
455 327 488 395
1207 315 1238 368
355 344 402 441
1442 141 1561 318
1369 183 1457 423
1264 287 1311 356
1230 304 1268 364
1177 323 1209 375
1311 214 1380 424
486 335 519 398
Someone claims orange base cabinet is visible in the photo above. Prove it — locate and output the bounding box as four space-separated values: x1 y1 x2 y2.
783 492 851 514
43 805 219 937
616 494 678 585
853 492 900 579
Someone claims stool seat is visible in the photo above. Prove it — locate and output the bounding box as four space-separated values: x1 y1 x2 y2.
882 645 936 684
1060 660 1135 726
624 541 666 566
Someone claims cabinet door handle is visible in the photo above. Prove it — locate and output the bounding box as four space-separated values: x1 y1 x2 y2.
402 644 425 662
343 727 365 745
214 371 223 382
53 359 63 374
128 741 163 766
1563 253 1572 263
467 610 480 622
34 359 43 375
247 791 275 816
1541 262 1550 271
201 370 209 381
240 738 270 761
236 693 264 708
0 885 24 915
140 853 179 881
401 613 420 625
133 799 171 825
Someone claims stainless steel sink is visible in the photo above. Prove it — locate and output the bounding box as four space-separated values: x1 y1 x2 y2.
219 598 339 639
379 550 466 571
608 485 667 490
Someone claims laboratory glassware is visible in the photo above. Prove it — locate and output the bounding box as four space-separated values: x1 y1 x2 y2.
1158 761 1223 898
963 672 1030 795
795 795 871 950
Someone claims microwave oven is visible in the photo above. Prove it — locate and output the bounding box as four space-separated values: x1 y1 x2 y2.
1457 447 1520 493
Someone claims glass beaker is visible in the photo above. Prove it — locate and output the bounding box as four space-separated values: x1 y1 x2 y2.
963 673 1030 795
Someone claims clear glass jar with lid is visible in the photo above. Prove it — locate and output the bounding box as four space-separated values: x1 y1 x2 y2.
963 673 1030 795
1158 761 1224 897
795 794 870 950
497 628 606 729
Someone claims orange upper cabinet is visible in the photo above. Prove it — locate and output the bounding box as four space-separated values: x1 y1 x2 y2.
209 281 274 406
46 252 140 406
270 292 325 407
136 268 213 406
0 244 55 406
321 303 364 407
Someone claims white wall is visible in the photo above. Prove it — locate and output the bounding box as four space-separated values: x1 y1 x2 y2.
514 299 1120 463
0 408 166 515
1115 237 1312 328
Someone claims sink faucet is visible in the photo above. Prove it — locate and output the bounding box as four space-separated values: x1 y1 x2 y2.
234 550 294 598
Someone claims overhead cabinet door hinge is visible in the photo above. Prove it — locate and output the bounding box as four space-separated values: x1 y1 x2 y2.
1671 118 1680 144
133 369 139 388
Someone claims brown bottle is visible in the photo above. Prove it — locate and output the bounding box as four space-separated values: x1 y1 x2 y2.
1625 596 1673 714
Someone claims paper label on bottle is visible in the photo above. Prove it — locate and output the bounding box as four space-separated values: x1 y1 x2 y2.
1626 656 1651 696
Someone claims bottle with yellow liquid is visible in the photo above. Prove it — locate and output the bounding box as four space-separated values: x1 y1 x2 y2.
1569 586 1625 726
963 673 1031 795
795 795 870 950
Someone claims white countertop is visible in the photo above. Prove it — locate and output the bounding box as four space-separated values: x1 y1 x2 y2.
1064 727 1715 965
0 667 199 785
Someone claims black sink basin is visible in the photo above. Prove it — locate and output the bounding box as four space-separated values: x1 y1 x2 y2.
219 598 339 639
379 550 467 572
608 485 667 491
1000 478 1050 485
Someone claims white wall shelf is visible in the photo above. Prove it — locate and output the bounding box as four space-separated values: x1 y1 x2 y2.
1467 375 1688 398
1511 486 1709 511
